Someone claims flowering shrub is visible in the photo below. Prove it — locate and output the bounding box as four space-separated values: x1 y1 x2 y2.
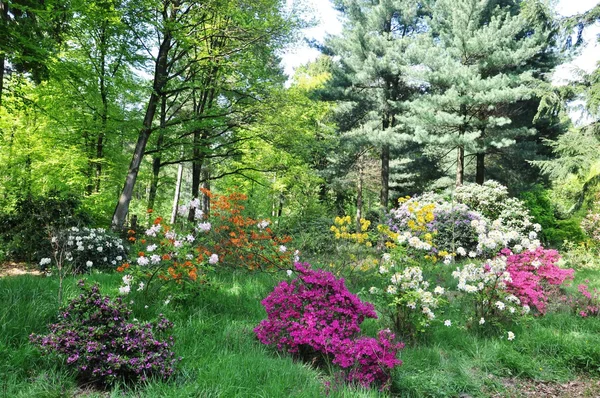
369 257 446 339
329 215 377 273
30 280 179 385
570 282 600 317
455 181 536 236
581 210 600 243
38 227 127 274
430 204 480 254
202 189 294 271
385 185 544 262
452 256 531 328
255 262 403 389
124 202 214 299
330 215 372 246
502 248 574 314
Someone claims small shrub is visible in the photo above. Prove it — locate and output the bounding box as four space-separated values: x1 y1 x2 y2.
369 258 446 340
452 256 531 329
502 247 574 314
30 280 179 386
59 226 126 273
255 262 403 389
0 192 91 262
572 282 600 317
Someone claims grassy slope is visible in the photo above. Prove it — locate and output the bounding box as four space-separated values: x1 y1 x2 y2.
2 268 600 397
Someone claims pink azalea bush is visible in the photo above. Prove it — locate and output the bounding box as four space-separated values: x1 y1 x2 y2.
502 247 574 314
255 262 403 389
568 282 600 317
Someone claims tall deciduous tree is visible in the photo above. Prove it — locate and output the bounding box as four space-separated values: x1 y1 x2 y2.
0 0 69 105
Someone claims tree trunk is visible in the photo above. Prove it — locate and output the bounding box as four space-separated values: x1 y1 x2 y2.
201 160 210 217
148 95 167 211
380 144 390 208
356 159 363 232
0 1 8 107
170 155 184 224
456 146 465 187
96 24 108 193
111 18 173 231
0 53 5 108
476 152 485 184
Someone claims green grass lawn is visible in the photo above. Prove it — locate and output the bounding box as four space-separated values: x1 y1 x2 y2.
2 268 600 397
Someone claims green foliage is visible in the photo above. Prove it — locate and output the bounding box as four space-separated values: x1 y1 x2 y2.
521 187 586 247
0 192 91 263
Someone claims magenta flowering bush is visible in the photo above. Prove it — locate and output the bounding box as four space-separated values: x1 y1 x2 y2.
330 330 404 387
30 280 179 386
502 247 574 314
255 262 403 389
573 283 600 317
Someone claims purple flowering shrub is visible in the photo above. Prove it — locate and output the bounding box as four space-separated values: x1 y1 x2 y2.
30 280 179 386
430 205 480 253
255 262 404 389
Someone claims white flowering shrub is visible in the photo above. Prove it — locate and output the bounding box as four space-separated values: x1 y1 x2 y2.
455 181 536 236
368 255 446 340
385 181 542 262
452 255 530 330
40 227 127 273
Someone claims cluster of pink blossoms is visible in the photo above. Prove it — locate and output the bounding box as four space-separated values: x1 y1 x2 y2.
254 262 404 389
502 247 574 314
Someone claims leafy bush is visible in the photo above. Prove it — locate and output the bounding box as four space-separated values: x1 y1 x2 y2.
30 280 179 386
369 259 446 340
519 187 585 246
125 210 213 299
430 204 480 253
502 247 574 314
255 262 403 389
0 192 91 262
455 181 535 235
452 256 532 329
200 190 294 271
41 226 127 273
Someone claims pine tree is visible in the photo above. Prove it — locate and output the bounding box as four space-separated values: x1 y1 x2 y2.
404 0 551 186
322 0 434 208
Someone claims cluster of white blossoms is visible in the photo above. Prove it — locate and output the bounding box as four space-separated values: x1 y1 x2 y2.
452 258 531 317
453 257 512 294
57 227 126 270
177 198 204 219
470 218 542 256
257 220 270 229
118 274 142 295
396 231 432 251
373 264 445 321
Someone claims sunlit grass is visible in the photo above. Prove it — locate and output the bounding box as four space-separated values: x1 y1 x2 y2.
2 268 600 397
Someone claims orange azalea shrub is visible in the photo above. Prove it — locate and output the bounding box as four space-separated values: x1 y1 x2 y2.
118 208 216 300
200 189 295 271
117 191 296 300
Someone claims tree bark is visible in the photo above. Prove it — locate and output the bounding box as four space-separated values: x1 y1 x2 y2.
95 24 108 193
476 152 485 184
380 144 390 208
201 159 210 217
456 146 465 187
356 159 363 232
170 155 184 224
148 95 166 211
111 8 174 231
0 1 8 107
